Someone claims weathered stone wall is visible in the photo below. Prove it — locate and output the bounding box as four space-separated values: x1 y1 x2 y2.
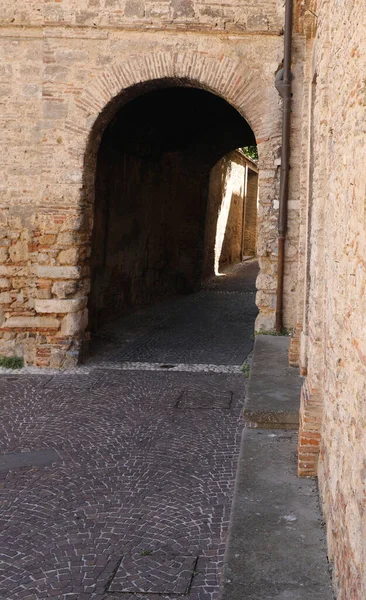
203 153 243 277
203 151 258 277
297 0 366 597
0 1 305 365
4 0 284 32
218 155 245 271
91 142 210 328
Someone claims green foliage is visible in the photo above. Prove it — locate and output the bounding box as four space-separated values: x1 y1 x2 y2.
255 328 292 337
241 362 251 378
242 145 259 162
0 356 24 369
139 549 153 556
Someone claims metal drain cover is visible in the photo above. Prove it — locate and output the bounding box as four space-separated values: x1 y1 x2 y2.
107 551 198 595
176 390 233 409
0 449 62 472
44 374 100 389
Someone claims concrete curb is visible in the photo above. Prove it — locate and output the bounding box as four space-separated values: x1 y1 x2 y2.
220 336 334 600
243 335 303 428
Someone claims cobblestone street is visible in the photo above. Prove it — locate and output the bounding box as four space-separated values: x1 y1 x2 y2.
0 261 258 600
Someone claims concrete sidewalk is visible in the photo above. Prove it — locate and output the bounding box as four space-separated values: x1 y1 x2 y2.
220 335 334 600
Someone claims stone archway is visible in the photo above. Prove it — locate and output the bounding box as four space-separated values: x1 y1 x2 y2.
75 51 274 217
87 84 257 334
0 50 281 367
63 51 281 356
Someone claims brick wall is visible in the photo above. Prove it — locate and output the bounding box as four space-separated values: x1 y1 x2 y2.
297 0 366 596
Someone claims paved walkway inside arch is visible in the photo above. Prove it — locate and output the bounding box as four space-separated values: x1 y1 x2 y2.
0 261 258 600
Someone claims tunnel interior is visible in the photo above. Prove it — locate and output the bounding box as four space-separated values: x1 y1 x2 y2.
89 85 257 333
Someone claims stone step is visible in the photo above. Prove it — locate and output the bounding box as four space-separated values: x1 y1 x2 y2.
220 429 334 600
220 334 334 600
243 335 303 429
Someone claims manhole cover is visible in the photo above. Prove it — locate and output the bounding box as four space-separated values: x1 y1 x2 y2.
175 390 233 409
107 551 198 595
0 449 62 472
44 374 100 389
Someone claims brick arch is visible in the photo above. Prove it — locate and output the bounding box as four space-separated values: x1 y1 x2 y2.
68 49 280 218
64 49 281 346
67 50 274 165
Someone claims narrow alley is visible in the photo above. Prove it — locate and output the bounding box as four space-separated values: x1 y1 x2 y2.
0 260 258 600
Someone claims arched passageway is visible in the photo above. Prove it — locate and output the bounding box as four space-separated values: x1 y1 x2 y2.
88 85 258 340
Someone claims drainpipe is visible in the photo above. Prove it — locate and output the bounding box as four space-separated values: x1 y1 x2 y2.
274 0 293 332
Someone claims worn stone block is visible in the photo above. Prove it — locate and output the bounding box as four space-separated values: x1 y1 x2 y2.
4 316 60 329
61 308 88 335
171 0 194 18
9 241 28 263
0 247 8 263
0 292 12 304
125 0 145 18
39 234 57 246
52 280 78 298
256 273 277 291
57 247 79 265
33 266 81 279
34 298 87 314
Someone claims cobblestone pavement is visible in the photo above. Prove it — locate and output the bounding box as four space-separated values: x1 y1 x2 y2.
88 261 259 368
0 261 258 600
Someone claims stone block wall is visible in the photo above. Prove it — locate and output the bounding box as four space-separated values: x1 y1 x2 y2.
203 153 243 276
297 0 366 597
0 1 306 365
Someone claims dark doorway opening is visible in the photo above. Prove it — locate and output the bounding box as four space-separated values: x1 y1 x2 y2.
89 85 257 339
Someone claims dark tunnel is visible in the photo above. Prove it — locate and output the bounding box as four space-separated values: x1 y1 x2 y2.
89 85 257 333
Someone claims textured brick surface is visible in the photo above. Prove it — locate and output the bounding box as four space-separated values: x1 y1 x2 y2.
0 0 305 365
296 0 366 597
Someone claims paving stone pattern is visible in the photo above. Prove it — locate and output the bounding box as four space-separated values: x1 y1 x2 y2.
110 292 256 366
0 261 257 600
90 261 259 367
